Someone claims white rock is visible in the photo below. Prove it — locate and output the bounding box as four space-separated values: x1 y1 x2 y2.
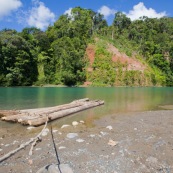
106 125 113 130
53 130 58 133
90 134 95 137
108 139 118 146
76 139 84 143
66 133 78 139
100 131 108 136
5 144 10 147
0 149 3 152
134 128 138 131
58 132 62 135
59 146 66 150
13 140 19 145
80 120 85 124
72 121 79 126
61 124 70 129
27 126 35 130
35 148 42 151
41 128 49 136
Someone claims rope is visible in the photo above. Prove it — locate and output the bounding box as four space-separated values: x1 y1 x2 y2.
50 124 62 173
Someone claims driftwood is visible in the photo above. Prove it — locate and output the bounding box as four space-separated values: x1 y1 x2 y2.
1 98 104 126
0 110 19 117
0 120 48 163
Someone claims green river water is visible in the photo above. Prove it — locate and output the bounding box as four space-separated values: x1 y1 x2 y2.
0 87 173 129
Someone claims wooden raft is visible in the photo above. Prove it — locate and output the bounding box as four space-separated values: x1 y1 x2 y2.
0 98 104 126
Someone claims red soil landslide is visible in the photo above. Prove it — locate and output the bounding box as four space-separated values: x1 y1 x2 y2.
108 44 146 71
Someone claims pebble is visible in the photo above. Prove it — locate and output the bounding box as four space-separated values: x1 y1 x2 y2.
72 121 79 126
80 120 84 124
58 146 66 150
35 148 42 151
108 139 118 146
27 126 35 130
53 130 58 133
76 139 84 143
13 140 19 145
42 128 49 136
100 131 108 136
90 134 95 137
106 125 113 130
5 144 10 147
61 124 70 129
0 149 3 152
66 133 78 139
134 128 138 131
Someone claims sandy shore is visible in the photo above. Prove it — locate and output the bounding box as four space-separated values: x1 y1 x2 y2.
0 110 173 173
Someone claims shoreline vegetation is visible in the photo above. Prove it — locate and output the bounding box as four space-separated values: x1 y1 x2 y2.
0 7 173 87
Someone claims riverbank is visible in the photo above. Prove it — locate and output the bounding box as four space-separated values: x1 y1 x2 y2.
0 110 173 173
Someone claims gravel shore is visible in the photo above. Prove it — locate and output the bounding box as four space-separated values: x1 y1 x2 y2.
0 110 173 173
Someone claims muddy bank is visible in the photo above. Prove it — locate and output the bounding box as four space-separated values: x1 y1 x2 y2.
0 110 173 173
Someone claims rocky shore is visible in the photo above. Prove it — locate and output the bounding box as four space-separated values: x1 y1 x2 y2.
0 110 173 173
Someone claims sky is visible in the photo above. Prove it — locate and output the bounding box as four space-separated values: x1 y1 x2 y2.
0 0 172 31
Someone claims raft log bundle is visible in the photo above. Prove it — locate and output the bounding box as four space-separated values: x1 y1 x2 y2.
0 98 104 126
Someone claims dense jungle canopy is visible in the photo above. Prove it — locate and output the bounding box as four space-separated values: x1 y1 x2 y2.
0 7 173 86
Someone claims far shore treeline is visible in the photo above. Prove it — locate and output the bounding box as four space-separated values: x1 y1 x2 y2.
0 7 173 87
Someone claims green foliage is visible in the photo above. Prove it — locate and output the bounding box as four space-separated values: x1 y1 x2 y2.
0 29 38 86
113 12 131 34
87 41 116 86
0 8 173 86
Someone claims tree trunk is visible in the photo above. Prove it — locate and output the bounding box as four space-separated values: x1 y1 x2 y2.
1 98 104 126
27 100 104 126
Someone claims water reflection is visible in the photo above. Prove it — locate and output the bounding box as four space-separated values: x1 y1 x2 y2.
0 87 173 128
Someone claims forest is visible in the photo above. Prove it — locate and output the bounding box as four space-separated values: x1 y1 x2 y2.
0 7 173 86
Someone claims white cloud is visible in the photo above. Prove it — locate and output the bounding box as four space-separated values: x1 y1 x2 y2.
27 1 55 30
126 2 166 21
64 8 72 16
98 6 116 18
0 0 22 19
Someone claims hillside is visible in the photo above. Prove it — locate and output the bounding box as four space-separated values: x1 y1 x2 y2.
84 38 165 87
0 7 173 87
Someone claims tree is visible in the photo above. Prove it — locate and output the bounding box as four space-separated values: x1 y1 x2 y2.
113 12 131 34
0 29 38 86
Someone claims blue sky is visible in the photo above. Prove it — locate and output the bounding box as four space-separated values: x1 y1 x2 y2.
0 0 172 31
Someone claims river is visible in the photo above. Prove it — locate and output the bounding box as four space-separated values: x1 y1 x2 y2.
0 87 173 128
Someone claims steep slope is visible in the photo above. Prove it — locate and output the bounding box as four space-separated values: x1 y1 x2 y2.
84 38 164 86
108 44 146 72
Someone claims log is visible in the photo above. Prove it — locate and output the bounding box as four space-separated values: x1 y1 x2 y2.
1 114 27 122
0 98 104 126
0 110 20 117
18 101 91 124
20 98 90 115
1 98 89 121
27 100 104 126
